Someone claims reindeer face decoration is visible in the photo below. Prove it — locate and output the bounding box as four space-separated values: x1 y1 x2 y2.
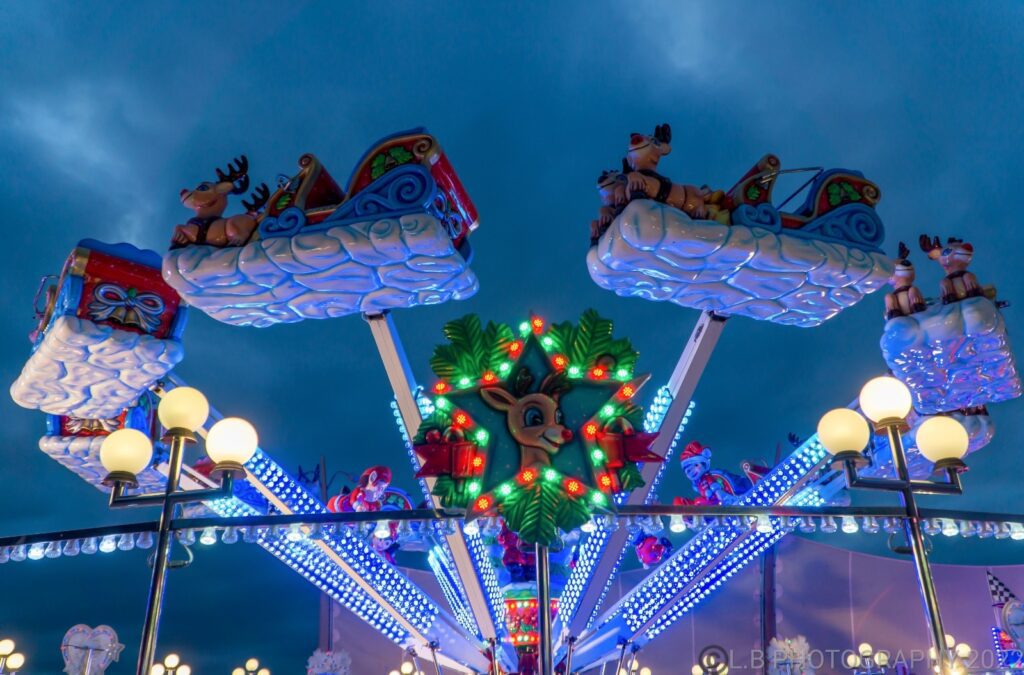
480 373 574 467
920 235 974 274
889 241 916 288
627 123 672 172
179 156 254 218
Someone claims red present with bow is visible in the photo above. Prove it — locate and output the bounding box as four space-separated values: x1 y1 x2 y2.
595 418 662 469
414 428 478 479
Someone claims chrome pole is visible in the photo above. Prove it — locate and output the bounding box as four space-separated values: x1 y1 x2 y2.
536 543 553 675
136 430 188 675
614 641 629 675
887 424 948 673
564 636 577 675
428 641 442 675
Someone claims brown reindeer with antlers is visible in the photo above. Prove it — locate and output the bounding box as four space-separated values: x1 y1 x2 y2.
624 123 707 219
884 242 927 320
171 156 270 249
480 368 574 467
919 235 983 304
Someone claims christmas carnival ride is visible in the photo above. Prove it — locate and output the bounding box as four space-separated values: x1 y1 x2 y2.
5 123 1024 675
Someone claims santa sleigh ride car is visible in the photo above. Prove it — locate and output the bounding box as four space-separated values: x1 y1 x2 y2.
588 125 893 328
162 128 480 327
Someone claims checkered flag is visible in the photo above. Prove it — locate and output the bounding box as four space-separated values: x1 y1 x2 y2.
989 570 1017 606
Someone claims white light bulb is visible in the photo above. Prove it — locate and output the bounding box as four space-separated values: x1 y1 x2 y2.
915 416 969 463
6 653 24 670
158 387 209 432
206 417 259 466
859 376 912 424
0 640 14 657
100 428 154 475
817 408 870 455
164 654 180 669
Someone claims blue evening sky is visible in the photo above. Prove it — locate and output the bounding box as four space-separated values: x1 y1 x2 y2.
0 1 1022 672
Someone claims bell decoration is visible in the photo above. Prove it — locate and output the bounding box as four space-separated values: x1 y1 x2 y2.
595 418 662 469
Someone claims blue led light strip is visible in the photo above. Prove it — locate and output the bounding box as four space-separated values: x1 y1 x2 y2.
245 450 440 632
205 495 413 643
584 439 827 647
392 393 502 638
560 389 695 631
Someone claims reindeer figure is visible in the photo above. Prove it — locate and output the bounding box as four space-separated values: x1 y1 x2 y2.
919 235 983 304
624 123 707 219
480 368 574 467
172 156 270 249
884 241 927 320
590 165 628 244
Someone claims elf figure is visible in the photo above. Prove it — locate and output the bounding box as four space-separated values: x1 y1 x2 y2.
674 441 754 506
327 465 392 513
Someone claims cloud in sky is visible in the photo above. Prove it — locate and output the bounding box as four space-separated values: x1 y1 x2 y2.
3 80 172 241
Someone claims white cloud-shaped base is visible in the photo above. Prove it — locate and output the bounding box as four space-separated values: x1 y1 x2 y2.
587 201 892 327
39 435 166 492
10 316 184 418
162 214 478 328
881 296 1022 413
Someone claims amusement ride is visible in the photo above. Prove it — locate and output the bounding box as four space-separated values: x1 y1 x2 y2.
3 124 1022 675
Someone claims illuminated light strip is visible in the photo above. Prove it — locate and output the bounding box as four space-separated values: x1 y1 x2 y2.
428 545 476 633
392 393 502 638
245 450 439 631
559 389 695 630
578 439 827 658
205 496 413 643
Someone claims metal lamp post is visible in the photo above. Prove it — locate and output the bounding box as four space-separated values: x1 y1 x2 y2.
818 376 971 675
0 639 26 674
232 657 270 675
99 387 260 675
150 653 190 675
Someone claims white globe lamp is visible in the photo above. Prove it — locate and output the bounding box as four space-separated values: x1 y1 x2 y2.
206 417 258 478
100 428 154 487
158 387 209 433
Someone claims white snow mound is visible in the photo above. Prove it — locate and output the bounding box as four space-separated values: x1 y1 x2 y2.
881 296 1021 414
587 200 892 328
10 316 183 418
162 213 478 327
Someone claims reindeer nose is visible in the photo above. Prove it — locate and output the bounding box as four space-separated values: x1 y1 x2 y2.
630 133 644 145
962 243 974 252
561 428 574 442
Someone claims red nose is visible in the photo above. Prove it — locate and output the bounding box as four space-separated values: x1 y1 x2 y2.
630 133 644 145
561 429 574 442
962 243 973 252
179 188 189 198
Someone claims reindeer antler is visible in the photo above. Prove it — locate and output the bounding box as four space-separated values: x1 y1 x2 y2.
897 241 910 261
918 234 940 253
654 123 672 144
242 183 270 214
215 155 250 195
